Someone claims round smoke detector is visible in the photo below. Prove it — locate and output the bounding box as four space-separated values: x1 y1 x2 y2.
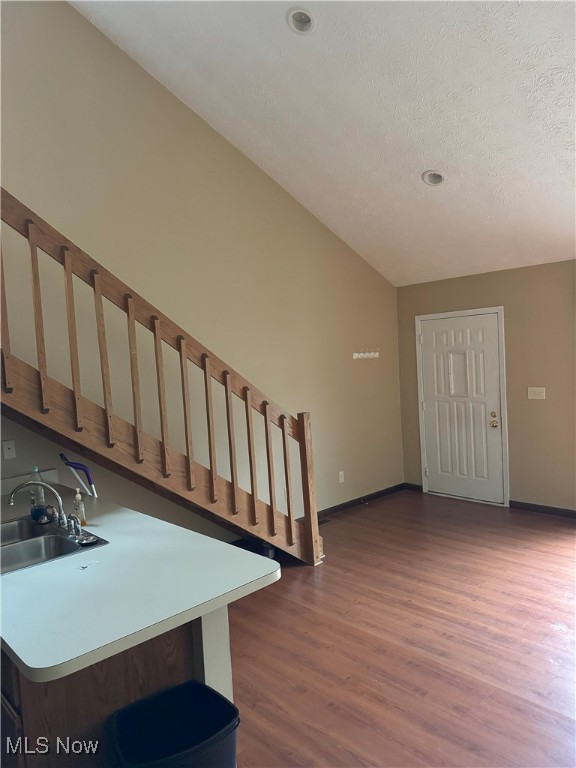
422 170 445 186
287 7 314 34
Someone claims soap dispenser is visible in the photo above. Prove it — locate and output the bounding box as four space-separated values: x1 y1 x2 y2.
74 488 87 526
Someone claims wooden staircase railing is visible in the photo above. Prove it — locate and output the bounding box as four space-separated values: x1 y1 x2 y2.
0 190 323 564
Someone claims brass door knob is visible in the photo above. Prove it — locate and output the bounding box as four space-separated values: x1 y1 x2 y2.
490 419 499 428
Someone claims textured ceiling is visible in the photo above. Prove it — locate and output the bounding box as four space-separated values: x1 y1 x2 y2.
72 1 575 286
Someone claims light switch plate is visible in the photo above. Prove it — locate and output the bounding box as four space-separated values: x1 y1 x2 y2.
528 387 546 400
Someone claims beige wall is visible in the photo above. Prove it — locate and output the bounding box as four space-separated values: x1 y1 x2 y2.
1 2 404 518
398 260 576 510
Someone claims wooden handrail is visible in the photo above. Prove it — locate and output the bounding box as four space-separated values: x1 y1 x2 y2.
0 188 323 565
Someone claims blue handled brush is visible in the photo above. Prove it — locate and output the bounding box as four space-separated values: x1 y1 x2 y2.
59 453 98 498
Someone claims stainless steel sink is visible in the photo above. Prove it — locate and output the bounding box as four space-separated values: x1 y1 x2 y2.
1 517 108 575
1 517 49 545
1 536 80 574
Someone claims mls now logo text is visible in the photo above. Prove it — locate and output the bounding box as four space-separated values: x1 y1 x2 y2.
5 736 99 756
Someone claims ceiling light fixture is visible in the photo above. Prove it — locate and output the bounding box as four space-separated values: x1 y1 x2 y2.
422 170 445 186
287 7 314 35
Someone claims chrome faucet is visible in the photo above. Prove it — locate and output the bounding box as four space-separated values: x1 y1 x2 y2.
68 513 82 539
66 512 97 546
9 481 67 528
53 506 68 530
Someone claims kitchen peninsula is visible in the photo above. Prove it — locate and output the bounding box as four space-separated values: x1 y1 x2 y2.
1 487 280 767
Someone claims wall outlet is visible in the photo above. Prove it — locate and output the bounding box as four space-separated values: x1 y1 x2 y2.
2 440 16 460
338 471 345 483
527 387 546 400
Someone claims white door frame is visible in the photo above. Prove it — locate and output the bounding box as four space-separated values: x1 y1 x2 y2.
415 306 510 507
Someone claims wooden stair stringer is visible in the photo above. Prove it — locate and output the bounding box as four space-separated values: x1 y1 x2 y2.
1 354 308 560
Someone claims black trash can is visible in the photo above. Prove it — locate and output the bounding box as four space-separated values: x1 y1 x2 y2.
108 680 240 768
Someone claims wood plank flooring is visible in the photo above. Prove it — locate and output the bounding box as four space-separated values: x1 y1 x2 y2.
229 491 575 768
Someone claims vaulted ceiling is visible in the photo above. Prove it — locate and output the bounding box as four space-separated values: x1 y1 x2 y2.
72 1 575 286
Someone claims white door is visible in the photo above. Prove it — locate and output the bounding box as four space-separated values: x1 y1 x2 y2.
416 309 508 504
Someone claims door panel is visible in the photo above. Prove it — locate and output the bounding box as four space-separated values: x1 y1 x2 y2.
420 313 505 503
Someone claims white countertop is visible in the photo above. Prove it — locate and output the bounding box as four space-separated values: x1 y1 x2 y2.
1 487 280 682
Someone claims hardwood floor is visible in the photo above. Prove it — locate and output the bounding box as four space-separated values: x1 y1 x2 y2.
229 491 575 768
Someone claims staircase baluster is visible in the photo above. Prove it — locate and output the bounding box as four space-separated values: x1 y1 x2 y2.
224 371 239 515
1 249 14 393
263 402 277 537
152 316 171 477
126 295 144 463
244 387 259 526
178 336 195 491
27 222 50 413
63 249 83 431
202 354 218 503
92 270 116 446
280 415 296 546
298 412 323 565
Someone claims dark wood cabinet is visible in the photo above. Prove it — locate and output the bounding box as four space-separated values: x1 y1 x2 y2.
2 622 199 767
2 647 25 768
